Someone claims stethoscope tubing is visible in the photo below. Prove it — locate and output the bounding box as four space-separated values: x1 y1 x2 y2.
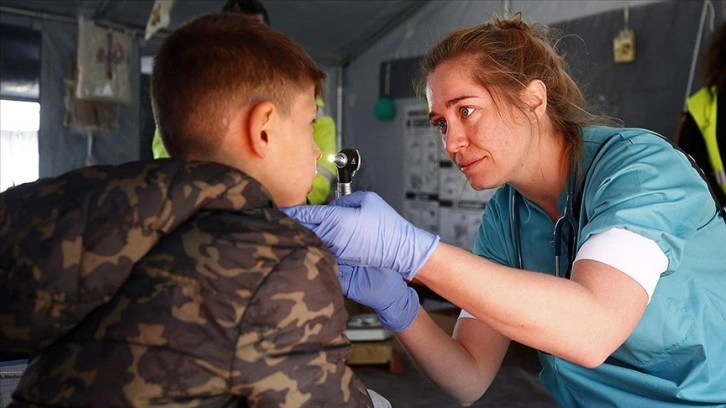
509 132 724 280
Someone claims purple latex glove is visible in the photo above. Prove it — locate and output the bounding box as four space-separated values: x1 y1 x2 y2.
339 264 419 332
282 191 440 280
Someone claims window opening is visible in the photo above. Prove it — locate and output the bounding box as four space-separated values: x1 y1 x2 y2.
1 99 40 192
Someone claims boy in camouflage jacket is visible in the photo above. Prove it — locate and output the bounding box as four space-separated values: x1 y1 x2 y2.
0 14 374 407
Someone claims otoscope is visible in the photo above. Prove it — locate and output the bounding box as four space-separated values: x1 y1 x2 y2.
333 149 361 198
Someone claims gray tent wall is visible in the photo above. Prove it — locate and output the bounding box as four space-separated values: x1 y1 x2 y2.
41 19 140 177
0 13 140 179
0 8 343 180
341 0 722 214
2 0 723 196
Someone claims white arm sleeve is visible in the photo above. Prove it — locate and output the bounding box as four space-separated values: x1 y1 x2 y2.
459 309 475 319
458 227 668 320
575 227 668 302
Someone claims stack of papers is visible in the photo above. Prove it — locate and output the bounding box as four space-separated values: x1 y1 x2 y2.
344 313 393 341
1 360 28 408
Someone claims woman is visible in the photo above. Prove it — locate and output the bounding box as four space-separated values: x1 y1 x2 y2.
284 14 726 407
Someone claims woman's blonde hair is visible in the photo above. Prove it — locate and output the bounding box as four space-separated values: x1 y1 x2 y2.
415 13 612 172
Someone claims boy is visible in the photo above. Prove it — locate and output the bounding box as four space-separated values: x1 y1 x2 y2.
1 13 374 407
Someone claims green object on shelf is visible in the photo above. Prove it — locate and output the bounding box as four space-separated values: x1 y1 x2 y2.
375 96 396 121
375 61 396 121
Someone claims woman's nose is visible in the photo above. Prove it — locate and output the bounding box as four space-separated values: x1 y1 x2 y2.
444 124 468 154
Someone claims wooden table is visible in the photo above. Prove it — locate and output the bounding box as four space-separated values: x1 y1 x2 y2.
348 338 404 373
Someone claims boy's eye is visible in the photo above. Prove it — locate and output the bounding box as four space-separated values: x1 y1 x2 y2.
460 107 475 117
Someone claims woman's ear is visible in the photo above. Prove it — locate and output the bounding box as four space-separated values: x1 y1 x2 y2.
247 100 276 158
524 80 547 117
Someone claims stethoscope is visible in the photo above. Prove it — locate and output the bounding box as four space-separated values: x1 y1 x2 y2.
509 135 726 279
511 155 579 279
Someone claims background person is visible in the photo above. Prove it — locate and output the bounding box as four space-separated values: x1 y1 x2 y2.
1 14 379 407
308 96 339 204
284 13 726 407
677 22 726 207
221 0 270 25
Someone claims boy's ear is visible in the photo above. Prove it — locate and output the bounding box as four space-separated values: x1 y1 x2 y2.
247 101 276 158
523 79 547 117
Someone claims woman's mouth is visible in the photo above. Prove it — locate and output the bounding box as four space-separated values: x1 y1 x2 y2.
458 158 483 175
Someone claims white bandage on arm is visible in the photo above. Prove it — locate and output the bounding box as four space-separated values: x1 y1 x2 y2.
575 227 668 301
457 228 667 320
459 309 475 319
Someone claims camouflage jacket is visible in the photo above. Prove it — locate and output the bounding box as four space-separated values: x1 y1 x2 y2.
0 160 372 407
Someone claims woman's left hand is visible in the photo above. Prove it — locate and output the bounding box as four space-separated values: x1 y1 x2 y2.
282 191 440 280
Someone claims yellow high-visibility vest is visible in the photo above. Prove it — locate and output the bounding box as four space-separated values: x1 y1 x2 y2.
308 115 338 204
686 86 726 195
151 128 169 159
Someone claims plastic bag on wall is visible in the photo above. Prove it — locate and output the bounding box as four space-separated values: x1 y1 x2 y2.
145 0 175 41
64 57 119 133
76 17 132 104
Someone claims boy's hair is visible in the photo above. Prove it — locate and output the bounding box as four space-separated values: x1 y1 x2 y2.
151 13 324 158
222 0 270 26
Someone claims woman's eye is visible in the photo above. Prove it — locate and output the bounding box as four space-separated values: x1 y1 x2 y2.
460 107 475 117
432 120 447 134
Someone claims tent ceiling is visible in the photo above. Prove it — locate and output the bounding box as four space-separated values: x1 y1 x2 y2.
0 0 430 66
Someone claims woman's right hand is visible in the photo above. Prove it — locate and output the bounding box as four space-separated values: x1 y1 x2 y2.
338 264 419 332
282 191 440 280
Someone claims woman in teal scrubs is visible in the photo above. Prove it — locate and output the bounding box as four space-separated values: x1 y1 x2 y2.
283 14 726 407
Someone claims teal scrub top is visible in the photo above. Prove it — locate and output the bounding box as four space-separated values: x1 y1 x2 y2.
473 126 726 406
